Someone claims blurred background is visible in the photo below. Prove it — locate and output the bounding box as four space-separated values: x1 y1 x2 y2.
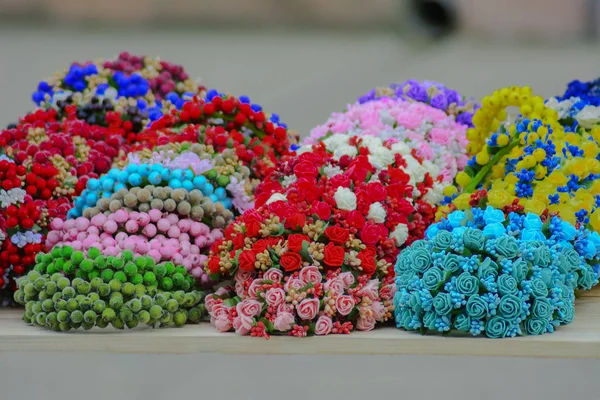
0 0 600 135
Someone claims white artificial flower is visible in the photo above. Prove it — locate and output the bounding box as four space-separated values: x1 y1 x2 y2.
323 165 343 178
403 155 426 186
546 97 576 120
296 145 312 155
333 145 358 160
323 133 350 151
334 187 357 211
266 193 287 205
390 141 410 155
379 109 396 126
576 105 600 129
367 202 387 223
390 223 409 246
359 135 384 149
0 188 26 208
369 147 395 169
103 87 118 100
281 175 297 188
423 182 447 206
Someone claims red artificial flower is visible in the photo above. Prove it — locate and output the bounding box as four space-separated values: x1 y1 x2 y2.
360 222 383 245
311 201 331 220
287 234 311 252
233 233 246 249
238 250 258 272
285 212 306 230
296 178 323 202
324 226 350 245
280 252 303 272
323 242 345 268
252 239 270 253
358 249 377 276
329 174 351 189
293 160 319 178
208 256 221 275
346 210 366 230
366 182 387 202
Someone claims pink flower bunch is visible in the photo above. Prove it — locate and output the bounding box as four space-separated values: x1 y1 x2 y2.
205 265 395 338
306 97 468 181
46 208 222 286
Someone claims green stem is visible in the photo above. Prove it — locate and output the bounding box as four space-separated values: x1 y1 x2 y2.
464 139 520 193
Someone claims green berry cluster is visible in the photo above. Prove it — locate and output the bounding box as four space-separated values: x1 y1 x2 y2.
13 246 206 332
34 246 195 292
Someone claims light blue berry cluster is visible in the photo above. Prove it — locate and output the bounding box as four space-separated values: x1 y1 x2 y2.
68 164 233 218
394 206 599 338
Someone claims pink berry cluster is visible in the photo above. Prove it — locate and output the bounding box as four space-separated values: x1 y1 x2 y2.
47 209 221 287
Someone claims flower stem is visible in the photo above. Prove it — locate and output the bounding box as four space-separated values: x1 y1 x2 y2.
464 139 520 193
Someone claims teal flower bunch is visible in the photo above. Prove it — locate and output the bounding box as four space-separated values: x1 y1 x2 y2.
394 207 599 338
13 246 206 331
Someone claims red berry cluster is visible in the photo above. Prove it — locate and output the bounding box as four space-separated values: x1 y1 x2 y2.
0 160 26 192
149 95 296 179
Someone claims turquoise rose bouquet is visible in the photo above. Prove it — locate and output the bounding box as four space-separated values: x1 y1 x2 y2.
394 206 599 338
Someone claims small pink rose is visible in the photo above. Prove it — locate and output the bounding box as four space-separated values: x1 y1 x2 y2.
263 268 283 283
212 314 232 332
299 266 322 285
278 303 294 314
356 315 377 331
324 278 344 296
315 315 333 336
284 278 305 292
247 279 265 299
234 269 253 284
296 298 319 321
265 288 285 308
358 279 380 301
234 282 246 298
205 295 217 312
273 311 295 332
335 295 356 316
236 299 262 317
233 315 253 335
338 272 355 287
371 301 386 320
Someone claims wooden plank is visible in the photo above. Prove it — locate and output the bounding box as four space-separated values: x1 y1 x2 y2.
0 297 598 358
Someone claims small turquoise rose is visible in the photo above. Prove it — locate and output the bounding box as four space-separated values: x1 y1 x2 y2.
424 311 437 330
589 232 600 254
432 230 454 250
510 258 529 282
524 318 547 335
561 248 581 269
561 221 577 240
532 246 551 267
497 274 519 296
410 248 433 273
454 313 471 332
422 267 445 291
463 228 485 251
485 315 509 338
578 267 598 291
495 235 519 258
456 272 479 296
483 222 506 238
555 254 570 275
530 278 549 298
433 292 453 315
395 251 412 274
466 294 488 319
521 229 546 241
452 226 467 238
411 240 428 249
408 291 423 312
523 213 543 230
585 241 597 259
532 297 554 320
447 210 466 228
557 301 575 325
483 206 505 225
425 224 441 240
498 294 522 319
442 253 462 273
477 257 499 279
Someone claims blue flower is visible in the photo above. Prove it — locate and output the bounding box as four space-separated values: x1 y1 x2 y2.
521 229 546 241
425 223 441 239
483 207 505 225
483 223 506 238
447 210 466 228
589 232 600 255
560 221 577 240
523 213 543 230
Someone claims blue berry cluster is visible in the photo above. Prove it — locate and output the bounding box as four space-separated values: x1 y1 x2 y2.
33 64 99 105
394 206 599 338
69 164 233 218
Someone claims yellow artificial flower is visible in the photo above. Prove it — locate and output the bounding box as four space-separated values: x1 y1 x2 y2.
435 205 450 221
487 189 515 209
590 210 600 232
453 194 472 210
547 171 568 187
523 198 546 216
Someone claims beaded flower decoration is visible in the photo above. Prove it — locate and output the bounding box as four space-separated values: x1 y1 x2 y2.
394 206 599 338
0 109 128 297
306 97 468 181
33 52 206 133
446 86 600 228
14 246 206 331
149 91 298 179
357 79 478 128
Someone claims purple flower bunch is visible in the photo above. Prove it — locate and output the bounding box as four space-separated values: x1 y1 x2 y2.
358 80 478 128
